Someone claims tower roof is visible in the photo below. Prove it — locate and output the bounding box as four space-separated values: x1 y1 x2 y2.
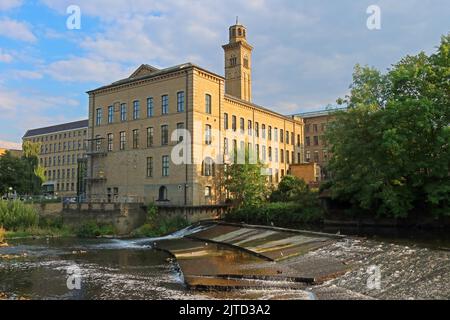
228 22 248 43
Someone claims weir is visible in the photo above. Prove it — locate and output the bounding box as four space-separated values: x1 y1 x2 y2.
153 221 350 290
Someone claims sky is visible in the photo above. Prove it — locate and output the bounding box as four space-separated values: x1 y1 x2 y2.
0 0 449 149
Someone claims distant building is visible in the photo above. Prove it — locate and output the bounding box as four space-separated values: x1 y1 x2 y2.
0 148 22 157
290 162 321 186
294 107 345 180
22 120 88 197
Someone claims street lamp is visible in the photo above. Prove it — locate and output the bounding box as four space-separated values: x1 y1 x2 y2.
8 187 13 200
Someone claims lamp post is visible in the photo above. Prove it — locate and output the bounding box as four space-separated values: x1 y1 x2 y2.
8 187 13 200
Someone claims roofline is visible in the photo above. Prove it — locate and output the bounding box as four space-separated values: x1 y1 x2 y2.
87 63 225 94
23 119 89 139
294 107 347 118
224 94 303 124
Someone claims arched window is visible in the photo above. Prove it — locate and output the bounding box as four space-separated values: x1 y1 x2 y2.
232 28 236 37
202 158 215 177
243 29 246 37
238 28 242 36
158 186 168 201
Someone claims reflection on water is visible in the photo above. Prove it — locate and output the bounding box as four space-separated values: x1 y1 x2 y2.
0 224 221 300
0 237 205 300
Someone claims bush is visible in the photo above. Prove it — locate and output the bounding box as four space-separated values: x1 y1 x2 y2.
270 176 315 203
74 221 116 238
226 175 325 228
0 200 39 230
225 201 324 227
132 203 189 237
38 216 64 229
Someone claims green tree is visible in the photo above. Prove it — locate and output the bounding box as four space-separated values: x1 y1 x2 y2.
224 147 268 208
270 175 310 202
0 151 28 194
0 141 45 196
326 35 450 218
22 141 44 194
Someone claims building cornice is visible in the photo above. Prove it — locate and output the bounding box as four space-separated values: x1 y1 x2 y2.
87 64 224 96
222 41 253 51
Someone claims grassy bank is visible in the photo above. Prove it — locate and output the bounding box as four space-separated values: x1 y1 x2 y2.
0 200 118 239
0 200 188 240
131 203 189 237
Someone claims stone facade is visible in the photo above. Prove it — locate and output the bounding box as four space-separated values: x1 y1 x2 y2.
22 120 88 197
294 109 341 179
290 163 321 185
85 23 304 207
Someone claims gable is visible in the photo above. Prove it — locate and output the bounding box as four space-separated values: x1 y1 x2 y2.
129 64 160 79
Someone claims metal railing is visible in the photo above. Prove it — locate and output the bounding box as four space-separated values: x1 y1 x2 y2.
83 194 144 204
85 138 107 156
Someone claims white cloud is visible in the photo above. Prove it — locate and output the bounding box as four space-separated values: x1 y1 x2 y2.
46 57 132 83
0 140 21 149
0 86 79 120
10 70 43 79
0 49 13 63
0 0 22 11
38 0 343 112
37 0 450 114
0 18 37 43
0 85 82 142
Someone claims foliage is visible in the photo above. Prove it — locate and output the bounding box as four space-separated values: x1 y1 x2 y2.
38 216 64 230
0 143 45 195
226 175 325 227
5 226 73 239
22 141 41 159
74 221 116 238
0 200 39 230
326 34 450 218
270 176 311 202
223 147 269 208
131 203 189 237
0 201 73 239
0 152 28 195
225 202 324 227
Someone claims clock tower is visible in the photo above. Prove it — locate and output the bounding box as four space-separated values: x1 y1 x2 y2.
222 21 253 102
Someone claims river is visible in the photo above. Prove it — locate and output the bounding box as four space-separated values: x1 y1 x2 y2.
1 227 449 300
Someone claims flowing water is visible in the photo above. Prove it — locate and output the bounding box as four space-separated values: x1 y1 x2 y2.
0 226 449 300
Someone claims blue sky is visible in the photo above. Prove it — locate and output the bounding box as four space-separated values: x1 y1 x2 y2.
0 0 449 148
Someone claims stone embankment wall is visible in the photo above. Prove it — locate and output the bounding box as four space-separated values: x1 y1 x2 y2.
61 203 147 235
35 202 225 235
